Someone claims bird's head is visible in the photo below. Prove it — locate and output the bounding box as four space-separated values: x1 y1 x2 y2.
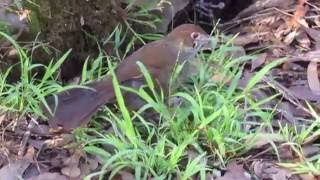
166 24 213 51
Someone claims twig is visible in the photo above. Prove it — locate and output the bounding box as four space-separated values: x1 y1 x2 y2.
220 8 295 29
305 1 320 11
18 115 38 157
262 76 312 116
250 147 273 160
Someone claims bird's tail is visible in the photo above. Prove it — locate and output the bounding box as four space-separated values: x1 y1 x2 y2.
41 78 115 130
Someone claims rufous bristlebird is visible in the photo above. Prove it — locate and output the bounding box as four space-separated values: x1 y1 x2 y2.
42 24 212 130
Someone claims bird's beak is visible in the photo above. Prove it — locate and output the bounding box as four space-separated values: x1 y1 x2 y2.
197 34 215 50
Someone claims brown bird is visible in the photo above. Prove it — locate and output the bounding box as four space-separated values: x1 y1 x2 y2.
42 24 212 130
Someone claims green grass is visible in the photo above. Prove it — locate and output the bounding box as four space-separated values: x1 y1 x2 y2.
0 31 94 120
75 35 294 179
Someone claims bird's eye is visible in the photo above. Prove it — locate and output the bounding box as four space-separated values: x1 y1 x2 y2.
190 32 200 40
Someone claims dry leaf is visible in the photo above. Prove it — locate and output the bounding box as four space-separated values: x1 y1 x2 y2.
61 166 81 178
27 172 68 180
288 85 320 102
288 50 320 63
87 157 99 170
113 171 135 180
238 71 253 89
61 165 81 178
307 61 320 95
257 16 281 27
0 160 30 180
216 162 251 180
302 145 320 158
235 0 292 19
274 24 291 41
277 145 294 160
302 26 320 49
234 32 269 46
60 153 81 178
251 53 268 71
77 156 100 178
295 31 311 49
30 125 50 136
252 161 296 180
277 102 297 124
284 31 297 45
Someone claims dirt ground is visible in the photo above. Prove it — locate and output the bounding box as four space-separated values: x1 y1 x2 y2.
35 0 121 81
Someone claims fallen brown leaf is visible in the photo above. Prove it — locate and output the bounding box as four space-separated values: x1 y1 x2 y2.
307 61 320 95
284 30 297 45
234 32 269 46
77 156 100 178
295 30 311 49
302 26 320 49
216 162 251 180
30 124 50 136
302 145 320 158
274 24 291 42
251 53 268 71
287 85 320 102
252 161 298 180
277 102 297 124
113 170 135 180
235 0 292 19
28 139 45 150
60 151 82 178
289 50 320 62
87 157 99 170
277 144 294 160
61 165 81 178
27 172 68 180
0 159 30 180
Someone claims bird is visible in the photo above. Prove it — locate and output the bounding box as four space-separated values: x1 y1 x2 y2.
42 24 212 130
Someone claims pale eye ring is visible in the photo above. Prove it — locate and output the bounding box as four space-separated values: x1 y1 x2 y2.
190 32 200 40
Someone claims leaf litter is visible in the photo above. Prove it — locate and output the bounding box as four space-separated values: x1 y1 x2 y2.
218 0 320 179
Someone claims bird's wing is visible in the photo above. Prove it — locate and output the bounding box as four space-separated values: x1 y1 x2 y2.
114 40 178 83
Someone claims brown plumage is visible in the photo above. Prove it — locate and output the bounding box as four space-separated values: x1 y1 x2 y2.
42 24 212 130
